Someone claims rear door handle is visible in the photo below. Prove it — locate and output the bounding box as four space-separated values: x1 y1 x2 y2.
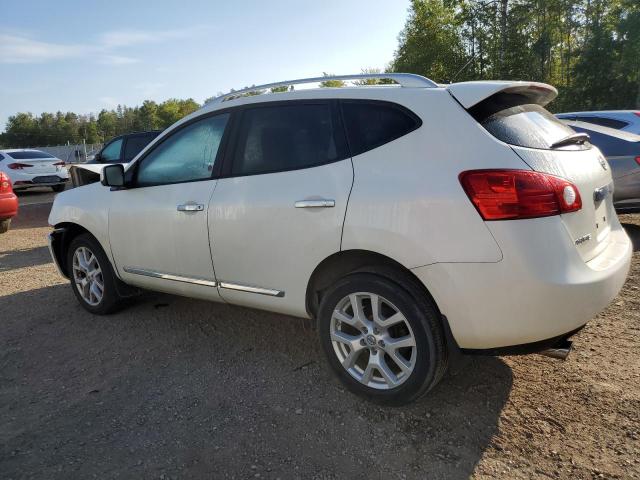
177 203 205 212
294 199 335 208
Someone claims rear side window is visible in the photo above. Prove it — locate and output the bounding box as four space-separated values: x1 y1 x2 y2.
470 93 585 150
341 101 421 156
123 134 156 162
7 150 55 159
232 103 346 176
574 116 629 130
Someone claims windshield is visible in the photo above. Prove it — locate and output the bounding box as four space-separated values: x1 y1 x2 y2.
7 150 56 159
470 93 589 150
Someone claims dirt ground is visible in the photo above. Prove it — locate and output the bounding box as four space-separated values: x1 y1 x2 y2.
0 198 638 480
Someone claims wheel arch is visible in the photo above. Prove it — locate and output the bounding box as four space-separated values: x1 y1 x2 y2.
51 222 103 278
306 249 442 321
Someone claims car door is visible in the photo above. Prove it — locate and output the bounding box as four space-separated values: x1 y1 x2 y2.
108 112 231 300
209 100 353 317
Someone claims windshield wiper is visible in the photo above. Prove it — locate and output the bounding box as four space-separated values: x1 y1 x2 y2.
550 132 590 149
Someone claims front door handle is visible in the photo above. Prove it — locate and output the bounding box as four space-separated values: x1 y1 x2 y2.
177 203 205 212
294 199 335 208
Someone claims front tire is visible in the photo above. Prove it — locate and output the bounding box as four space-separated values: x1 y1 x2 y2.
66 233 126 314
318 273 447 405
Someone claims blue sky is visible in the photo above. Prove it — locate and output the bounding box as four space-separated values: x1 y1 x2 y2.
0 0 410 132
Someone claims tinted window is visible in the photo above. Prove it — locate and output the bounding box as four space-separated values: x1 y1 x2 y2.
232 103 343 175
100 138 123 162
7 150 55 159
471 93 585 150
341 101 420 156
0 153 4 160
137 114 229 186
574 116 629 130
123 133 157 162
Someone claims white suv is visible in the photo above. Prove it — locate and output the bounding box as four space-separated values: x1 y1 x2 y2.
48 74 632 405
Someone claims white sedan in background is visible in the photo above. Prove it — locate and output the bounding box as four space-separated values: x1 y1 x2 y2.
0 149 69 192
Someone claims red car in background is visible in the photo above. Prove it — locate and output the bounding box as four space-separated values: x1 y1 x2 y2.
0 171 18 233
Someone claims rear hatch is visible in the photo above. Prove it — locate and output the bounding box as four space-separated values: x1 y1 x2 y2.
449 81 615 262
7 150 64 176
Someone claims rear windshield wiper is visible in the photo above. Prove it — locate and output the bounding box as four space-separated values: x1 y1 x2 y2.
550 132 590 149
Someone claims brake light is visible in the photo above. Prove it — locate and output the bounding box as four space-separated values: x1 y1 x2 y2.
53 161 65 166
634 112 640 117
459 169 582 220
7 162 33 170
635 156 640 166
0 172 13 193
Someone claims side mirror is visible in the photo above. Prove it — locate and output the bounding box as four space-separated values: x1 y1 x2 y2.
102 164 125 188
93 152 101 163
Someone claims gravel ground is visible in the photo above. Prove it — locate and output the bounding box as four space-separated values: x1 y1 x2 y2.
0 199 638 480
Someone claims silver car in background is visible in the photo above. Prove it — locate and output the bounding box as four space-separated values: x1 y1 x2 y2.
563 120 640 212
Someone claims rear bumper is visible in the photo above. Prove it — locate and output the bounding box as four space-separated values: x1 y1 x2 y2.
0 193 18 219
412 216 632 350
13 178 68 190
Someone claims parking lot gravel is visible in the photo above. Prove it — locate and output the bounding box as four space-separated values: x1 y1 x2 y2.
0 197 639 479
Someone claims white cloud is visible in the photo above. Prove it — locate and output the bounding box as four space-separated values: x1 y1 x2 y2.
0 34 93 63
97 55 139 65
0 27 209 65
99 96 120 108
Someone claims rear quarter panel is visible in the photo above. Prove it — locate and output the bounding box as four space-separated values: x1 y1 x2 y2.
341 89 529 268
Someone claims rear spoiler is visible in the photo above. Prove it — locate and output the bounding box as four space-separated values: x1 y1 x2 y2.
447 81 558 109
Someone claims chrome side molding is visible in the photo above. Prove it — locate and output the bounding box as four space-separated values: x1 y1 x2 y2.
219 281 285 297
123 267 217 287
122 267 284 297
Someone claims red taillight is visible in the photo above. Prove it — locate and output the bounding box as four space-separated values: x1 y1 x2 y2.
634 111 640 117
0 172 13 193
635 156 640 166
53 161 65 166
7 162 33 170
459 169 582 220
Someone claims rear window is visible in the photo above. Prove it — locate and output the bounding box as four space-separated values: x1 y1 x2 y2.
7 150 55 159
341 101 421 156
470 93 586 150
124 134 157 161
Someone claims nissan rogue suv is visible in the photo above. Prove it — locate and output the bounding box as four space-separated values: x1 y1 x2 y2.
47 74 632 405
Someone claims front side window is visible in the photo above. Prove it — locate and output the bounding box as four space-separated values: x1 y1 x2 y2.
232 103 343 176
136 114 229 186
100 139 123 162
341 101 421 156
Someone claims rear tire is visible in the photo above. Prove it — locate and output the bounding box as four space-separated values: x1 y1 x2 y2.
0 219 10 234
318 273 448 406
52 184 65 192
66 233 127 314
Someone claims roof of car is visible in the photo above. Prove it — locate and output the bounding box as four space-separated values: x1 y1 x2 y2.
563 120 640 142
557 110 640 116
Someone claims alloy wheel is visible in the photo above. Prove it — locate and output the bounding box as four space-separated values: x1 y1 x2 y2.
72 246 104 306
330 292 417 390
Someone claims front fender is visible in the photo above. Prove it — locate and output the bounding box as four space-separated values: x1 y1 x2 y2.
48 182 114 266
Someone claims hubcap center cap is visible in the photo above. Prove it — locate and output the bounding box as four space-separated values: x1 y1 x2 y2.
365 334 377 346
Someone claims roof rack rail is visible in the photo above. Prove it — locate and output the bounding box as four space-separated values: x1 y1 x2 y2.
211 73 438 104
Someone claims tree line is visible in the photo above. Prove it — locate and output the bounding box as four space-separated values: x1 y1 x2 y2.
393 0 640 111
0 99 199 148
1 0 638 148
